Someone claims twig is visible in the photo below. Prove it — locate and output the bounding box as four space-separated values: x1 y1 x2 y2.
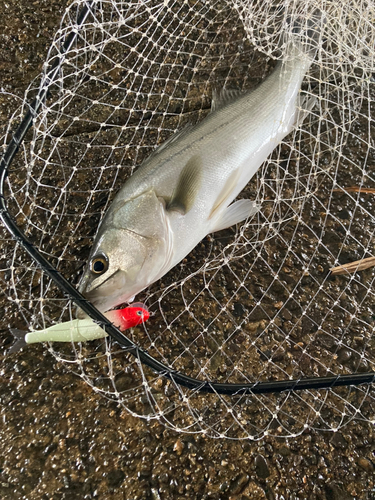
333 186 375 194
330 256 375 276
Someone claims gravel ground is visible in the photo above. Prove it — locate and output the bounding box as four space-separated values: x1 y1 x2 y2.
0 1 374 499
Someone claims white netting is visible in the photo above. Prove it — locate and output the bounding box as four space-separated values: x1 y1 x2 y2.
1 0 374 439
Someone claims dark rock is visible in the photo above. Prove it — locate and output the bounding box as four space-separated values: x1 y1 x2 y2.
330 432 348 450
229 473 250 495
254 454 270 479
324 482 353 500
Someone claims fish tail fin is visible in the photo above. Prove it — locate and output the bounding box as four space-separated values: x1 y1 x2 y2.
8 328 28 353
275 9 324 101
284 9 325 64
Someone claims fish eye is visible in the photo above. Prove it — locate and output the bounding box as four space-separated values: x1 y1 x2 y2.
90 254 109 275
136 310 143 317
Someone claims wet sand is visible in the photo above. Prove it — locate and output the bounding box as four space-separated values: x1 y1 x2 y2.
0 1 374 499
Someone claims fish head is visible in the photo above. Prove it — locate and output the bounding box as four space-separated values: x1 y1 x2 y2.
77 190 172 316
78 228 147 313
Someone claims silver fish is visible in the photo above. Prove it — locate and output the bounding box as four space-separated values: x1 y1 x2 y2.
78 26 318 314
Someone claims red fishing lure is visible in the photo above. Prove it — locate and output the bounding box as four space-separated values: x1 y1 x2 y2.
107 302 150 330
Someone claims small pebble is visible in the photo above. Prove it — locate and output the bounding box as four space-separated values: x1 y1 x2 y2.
357 457 374 473
337 347 352 364
173 438 184 455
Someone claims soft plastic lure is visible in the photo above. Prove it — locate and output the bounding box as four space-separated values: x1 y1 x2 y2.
9 303 149 352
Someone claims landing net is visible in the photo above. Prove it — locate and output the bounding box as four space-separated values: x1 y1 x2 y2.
1 0 374 439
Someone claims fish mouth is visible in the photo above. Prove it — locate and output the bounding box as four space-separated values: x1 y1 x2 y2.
81 268 122 295
76 269 127 318
76 292 123 319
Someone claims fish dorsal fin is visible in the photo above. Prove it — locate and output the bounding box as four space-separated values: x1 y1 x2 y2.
211 88 244 112
166 156 202 215
209 168 241 220
146 125 192 161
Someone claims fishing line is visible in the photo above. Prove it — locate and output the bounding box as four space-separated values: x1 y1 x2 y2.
1 0 374 399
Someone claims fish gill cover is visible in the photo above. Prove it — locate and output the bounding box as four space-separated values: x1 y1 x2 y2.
0 0 374 439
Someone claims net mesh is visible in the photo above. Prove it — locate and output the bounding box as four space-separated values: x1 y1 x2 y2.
1 0 374 439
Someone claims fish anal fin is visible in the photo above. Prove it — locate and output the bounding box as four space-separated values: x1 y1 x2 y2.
211 88 244 112
210 199 260 233
209 168 241 220
167 156 202 215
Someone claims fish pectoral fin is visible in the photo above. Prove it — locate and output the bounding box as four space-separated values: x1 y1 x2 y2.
209 168 241 220
210 199 260 233
166 156 202 215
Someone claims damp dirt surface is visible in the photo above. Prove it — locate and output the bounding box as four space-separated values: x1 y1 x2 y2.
1 350 374 500
1 1 375 499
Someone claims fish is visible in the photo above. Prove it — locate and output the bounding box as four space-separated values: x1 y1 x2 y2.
8 303 149 352
78 17 321 315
